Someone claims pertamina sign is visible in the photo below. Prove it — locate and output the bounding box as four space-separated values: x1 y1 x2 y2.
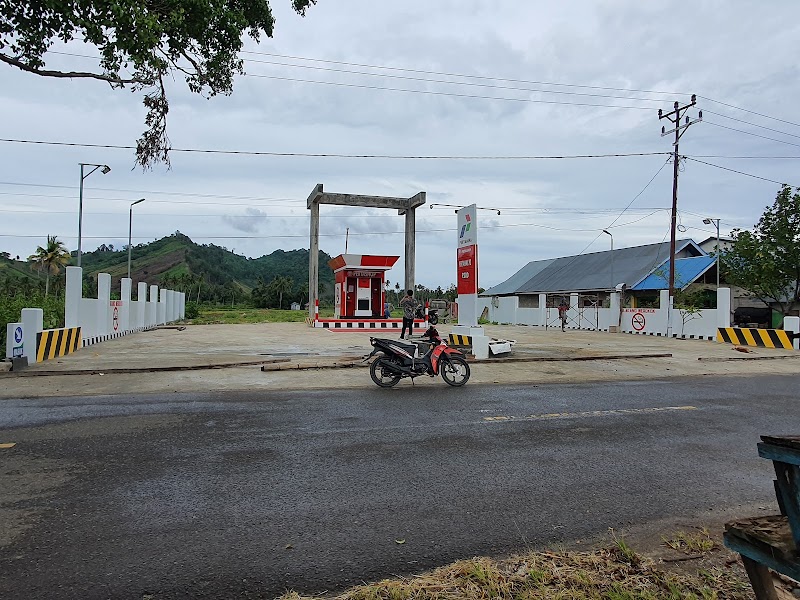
456 204 479 312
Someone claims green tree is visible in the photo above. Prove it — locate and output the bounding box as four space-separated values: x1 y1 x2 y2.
721 185 800 317
27 235 70 297
269 275 294 309
1 0 316 168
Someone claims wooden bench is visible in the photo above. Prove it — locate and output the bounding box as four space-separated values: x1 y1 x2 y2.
724 435 800 600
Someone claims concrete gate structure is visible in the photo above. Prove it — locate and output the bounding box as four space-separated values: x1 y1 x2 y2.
307 184 426 323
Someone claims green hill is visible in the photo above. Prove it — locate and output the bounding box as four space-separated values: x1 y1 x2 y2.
71 232 335 304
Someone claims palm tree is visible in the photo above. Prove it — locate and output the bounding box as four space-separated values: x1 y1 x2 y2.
269 275 294 309
27 235 70 297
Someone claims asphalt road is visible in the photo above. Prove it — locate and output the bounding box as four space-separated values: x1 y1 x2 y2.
0 374 796 599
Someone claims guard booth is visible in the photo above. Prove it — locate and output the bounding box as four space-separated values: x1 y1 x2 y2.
328 254 399 318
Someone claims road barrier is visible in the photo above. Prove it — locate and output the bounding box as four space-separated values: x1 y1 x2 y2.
36 327 82 362
449 333 472 346
716 327 794 350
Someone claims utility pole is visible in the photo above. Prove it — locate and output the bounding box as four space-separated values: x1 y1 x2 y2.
658 95 702 301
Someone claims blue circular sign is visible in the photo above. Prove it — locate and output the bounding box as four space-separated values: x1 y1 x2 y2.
13 326 23 344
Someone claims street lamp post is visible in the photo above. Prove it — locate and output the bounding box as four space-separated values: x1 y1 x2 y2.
602 229 614 294
78 163 111 266
703 218 721 287
128 199 145 279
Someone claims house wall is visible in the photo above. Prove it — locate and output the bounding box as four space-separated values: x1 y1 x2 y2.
479 288 731 339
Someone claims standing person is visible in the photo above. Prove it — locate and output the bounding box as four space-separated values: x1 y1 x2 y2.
399 289 417 339
384 301 391 319
558 300 568 332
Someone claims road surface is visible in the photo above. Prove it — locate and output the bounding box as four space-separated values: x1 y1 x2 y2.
0 374 795 598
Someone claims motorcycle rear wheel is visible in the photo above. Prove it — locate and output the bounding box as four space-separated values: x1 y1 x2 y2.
370 358 402 388
428 313 439 325
441 356 470 387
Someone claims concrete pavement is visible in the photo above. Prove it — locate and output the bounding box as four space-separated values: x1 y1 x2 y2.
1 322 798 397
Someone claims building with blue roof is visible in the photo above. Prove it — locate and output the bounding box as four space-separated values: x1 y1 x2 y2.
482 239 718 308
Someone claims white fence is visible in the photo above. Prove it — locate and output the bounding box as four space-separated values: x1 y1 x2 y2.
473 288 732 340
65 266 185 344
9 267 186 363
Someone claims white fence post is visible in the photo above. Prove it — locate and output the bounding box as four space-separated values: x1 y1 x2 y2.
180 293 186 319
660 289 671 336
148 285 158 327
158 289 167 325
538 293 547 327
137 282 147 329
21 308 43 363
717 287 731 329
97 273 111 336
785 316 800 350
65 266 82 329
120 277 132 333
609 291 620 333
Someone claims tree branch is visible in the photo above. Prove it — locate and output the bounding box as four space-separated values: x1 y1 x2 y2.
0 52 143 85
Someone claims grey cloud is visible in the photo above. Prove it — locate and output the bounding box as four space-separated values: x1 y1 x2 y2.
221 207 269 233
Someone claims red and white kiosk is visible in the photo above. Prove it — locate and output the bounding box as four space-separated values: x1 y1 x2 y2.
311 254 426 331
329 254 397 318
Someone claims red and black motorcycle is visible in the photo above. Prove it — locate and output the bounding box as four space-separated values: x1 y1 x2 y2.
365 327 470 388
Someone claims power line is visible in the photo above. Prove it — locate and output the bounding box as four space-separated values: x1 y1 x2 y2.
240 50 685 96
683 157 794 187
244 72 660 110
0 139 670 159
703 109 800 140
704 120 800 149
242 57 669 104
698 95 800 129
48 50 678 104
520 158 671 289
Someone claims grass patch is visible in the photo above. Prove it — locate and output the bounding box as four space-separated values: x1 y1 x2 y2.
185 306 410 325
662 527 716 555
186 306 334 324
277 544 751 600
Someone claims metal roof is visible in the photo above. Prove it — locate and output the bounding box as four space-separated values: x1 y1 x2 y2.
482 239 705 296
632 255 716 290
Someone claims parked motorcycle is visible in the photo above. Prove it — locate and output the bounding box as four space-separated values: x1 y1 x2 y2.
414 304 440 325
365 326 470 388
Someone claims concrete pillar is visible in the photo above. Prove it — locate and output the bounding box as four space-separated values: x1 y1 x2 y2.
137 282 147 329
21 308 43 363
148 285 158 326
472 334 490 360
717 287 731 328
784 316 799 350
404 207 416 292
539 293 547 327
164 290 171 323
158 289 167 325
179 293 186 319
309 200 319 322
609 291 620 332
65 266 82 329
97 273 111 336
660 289 672 336
169 290 176 322
120 278 132 332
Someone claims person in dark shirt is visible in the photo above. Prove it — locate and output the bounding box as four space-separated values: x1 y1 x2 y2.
399 289 417 339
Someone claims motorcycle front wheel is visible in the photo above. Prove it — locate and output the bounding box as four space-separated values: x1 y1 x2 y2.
441 356 470 387
428 313 439 325
370 357 402 388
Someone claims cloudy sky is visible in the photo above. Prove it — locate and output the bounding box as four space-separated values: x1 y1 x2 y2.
2 0 799 288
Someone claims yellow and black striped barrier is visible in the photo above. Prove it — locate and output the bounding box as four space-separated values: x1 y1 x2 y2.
717 327 795 350
448 334 472 346
36 327 82 362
